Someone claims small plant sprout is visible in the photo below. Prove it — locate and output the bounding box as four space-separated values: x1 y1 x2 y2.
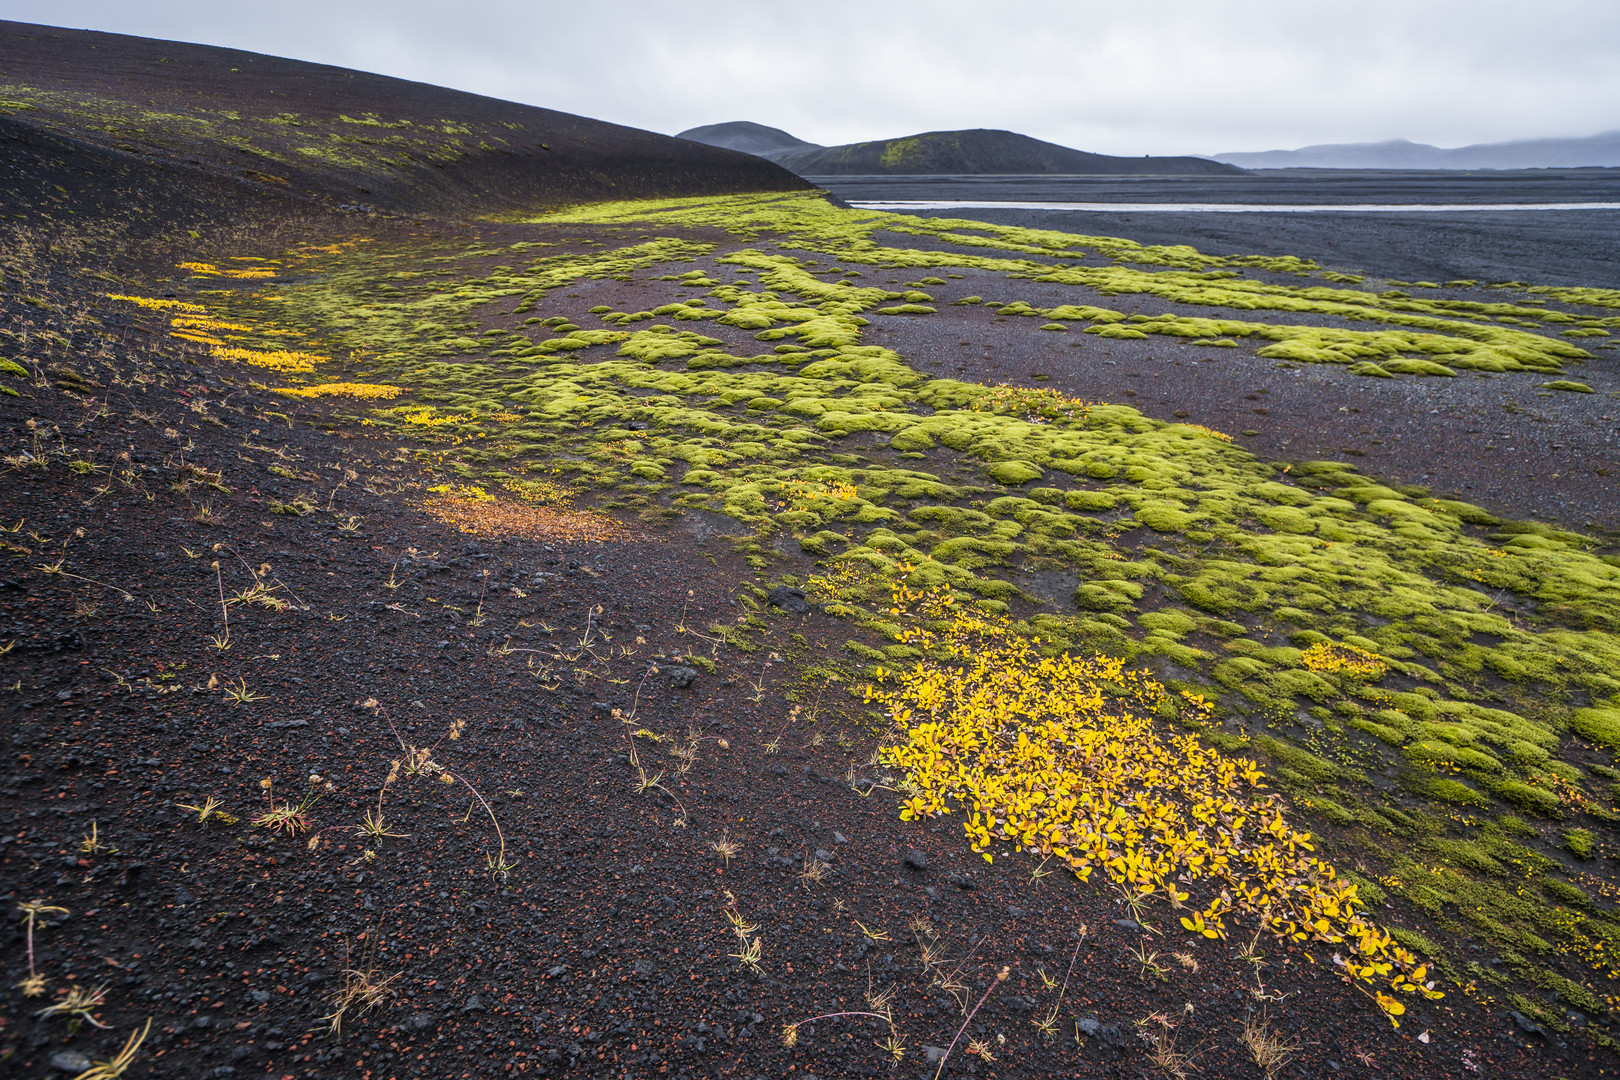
209 559 231 651
709 830 742 865
251 774 329 836
37 982 110 1030
799 851 831 888
15 899 68 997
357 807 408 844
224 676 260 704
72 1017 152 1080
175 795 236 825
1035 938 1083 1040
1132 940 1170 982
1241 1009 1300 1080
932 966 1010 1080
722 896 765 977
322 935 402 1035
1137 1011 1196 1080
967 1037 995 1063
79 821 113 856
854 920 890 943
383 559 403 589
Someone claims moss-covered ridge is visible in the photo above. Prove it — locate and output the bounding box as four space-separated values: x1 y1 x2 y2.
177 193 1620 1039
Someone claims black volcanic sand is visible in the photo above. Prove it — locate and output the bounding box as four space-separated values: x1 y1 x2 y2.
816 171 1620 288
0 215 1578 1080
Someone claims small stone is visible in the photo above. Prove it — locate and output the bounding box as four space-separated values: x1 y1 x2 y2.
816 848 834 862
50 1051 92 1073
1007 905 1024 918
633 960 655 976
1511 1011 1550 1039
409 1012 434 1030
461 995 485 1013
1114 918 1142 932
903 848 928 872
766 585 813 614
546 965 567 977
1076 1017 1128 1049
668 666 697 689
923 1045 948 1063
948 873 974 890
249 989 270 1004
771 764 788 777
832 831 848 844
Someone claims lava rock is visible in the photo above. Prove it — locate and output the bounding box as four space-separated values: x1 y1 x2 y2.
50 1051 92 1073
903 848 928 872
766 586 813 614
668 666 697 689
1076 1017 1128 1050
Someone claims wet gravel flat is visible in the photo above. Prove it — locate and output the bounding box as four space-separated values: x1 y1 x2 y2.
817 171 1620 287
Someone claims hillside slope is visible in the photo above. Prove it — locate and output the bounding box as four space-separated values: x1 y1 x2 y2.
772 127 1242 176
677 120 821 158
0 20 807 216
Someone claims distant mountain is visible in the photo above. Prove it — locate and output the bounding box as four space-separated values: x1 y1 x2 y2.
764 127 1239 176
1215 131 1620 170
677 121 821 158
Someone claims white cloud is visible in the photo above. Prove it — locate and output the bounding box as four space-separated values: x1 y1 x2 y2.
7 0 1619 154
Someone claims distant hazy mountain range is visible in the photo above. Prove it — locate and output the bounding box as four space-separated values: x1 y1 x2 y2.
676 121 1240 176
1214 131 1620 170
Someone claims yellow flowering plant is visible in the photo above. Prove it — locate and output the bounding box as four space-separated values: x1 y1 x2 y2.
868 586 1440 1026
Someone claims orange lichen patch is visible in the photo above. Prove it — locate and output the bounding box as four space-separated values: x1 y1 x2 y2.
420 495 635 543
275 382 403 400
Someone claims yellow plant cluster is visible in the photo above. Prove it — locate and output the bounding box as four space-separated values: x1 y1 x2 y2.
1181 423 1234 442
395 407 460 427
803 559 880 605
178 260 279 280
868 589 1440 1025
967 384 1091 423
425 483 494 501
1300 642 1388 680
209 345 325 374
106 294 201 313
274 382 403 400
787 479 858 501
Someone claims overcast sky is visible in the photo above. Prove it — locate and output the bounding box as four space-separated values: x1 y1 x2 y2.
4 1 1618 155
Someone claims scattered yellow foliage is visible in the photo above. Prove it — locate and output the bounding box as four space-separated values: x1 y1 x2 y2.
869 586 1439 1025
275 382 403 400
107 293 202 313
178 261 278 280
1301 642 1387 679
210 345 325 374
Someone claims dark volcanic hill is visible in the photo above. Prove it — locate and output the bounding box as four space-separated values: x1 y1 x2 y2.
0 20 806 217
677 120 821 158
771 127 1242 176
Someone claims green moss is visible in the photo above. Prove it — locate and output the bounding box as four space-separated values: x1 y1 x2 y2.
985 460 1043 485
1539 380 1594 393
1565 828 1597 859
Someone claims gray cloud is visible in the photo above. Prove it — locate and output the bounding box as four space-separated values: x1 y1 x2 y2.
6 0 1619 154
